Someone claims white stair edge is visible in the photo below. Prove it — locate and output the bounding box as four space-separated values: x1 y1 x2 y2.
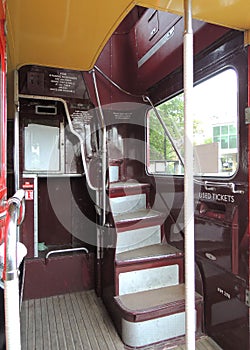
119 264 179 295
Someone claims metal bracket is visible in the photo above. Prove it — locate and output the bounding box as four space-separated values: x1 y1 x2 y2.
245 289 250 307
245 107 250 124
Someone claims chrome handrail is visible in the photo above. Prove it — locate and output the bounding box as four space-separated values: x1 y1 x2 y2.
4 189 25 281
45 247 89 260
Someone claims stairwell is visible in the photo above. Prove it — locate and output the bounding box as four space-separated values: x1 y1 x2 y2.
106 179 203 348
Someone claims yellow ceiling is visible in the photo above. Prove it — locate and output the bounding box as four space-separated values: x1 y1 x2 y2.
6 0 250 73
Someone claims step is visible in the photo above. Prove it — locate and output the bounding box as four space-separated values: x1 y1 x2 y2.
114 209 165 232
109 181 150 198
116 243 183 265
114 284 203 347
115 243 184 295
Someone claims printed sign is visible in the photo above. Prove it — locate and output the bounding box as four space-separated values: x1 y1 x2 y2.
25 190 34 201
199 191 235 203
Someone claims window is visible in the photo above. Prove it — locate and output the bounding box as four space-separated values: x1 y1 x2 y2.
147 69 238 176
24 121 63 173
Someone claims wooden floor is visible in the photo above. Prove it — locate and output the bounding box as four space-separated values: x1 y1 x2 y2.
20 290 222 350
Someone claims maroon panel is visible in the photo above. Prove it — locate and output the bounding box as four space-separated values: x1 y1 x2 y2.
86 29 142 106
38 177 72 246
23 253 95 300
136 20 229 91
136 9 180 61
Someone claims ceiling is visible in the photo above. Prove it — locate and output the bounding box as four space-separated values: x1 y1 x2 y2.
6 0 250 73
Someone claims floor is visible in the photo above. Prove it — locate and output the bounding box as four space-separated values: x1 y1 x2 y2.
20 290 222 350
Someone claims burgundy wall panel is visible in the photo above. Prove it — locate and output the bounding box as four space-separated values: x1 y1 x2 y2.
23 253 95 300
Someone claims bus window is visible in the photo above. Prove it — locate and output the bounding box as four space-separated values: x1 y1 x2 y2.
24 120 63 173
147 69 238 177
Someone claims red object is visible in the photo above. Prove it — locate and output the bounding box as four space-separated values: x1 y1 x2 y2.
0 1 6 243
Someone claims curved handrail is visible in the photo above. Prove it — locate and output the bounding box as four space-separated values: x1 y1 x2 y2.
45 247 89 261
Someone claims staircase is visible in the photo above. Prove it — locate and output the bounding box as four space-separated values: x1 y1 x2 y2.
106 179 203 348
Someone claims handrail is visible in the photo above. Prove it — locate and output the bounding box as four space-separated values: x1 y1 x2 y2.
143 95 184 167
3 189 25 350
91 68 108 295
45 247 89 260
91 68 107 226
93 66 184 168
204 181 244 194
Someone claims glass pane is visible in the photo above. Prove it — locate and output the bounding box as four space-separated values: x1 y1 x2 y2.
229 124 236 135
221 125 228 135
193 69 238 176
229 135 237 149
213 126 220 137
221 135 229 149
24 123 60 171
213 136 220 144
148 110 183 175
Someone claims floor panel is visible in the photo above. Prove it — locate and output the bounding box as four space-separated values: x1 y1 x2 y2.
20 290 222 350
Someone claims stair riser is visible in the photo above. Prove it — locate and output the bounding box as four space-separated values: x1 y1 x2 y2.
115 257 184 295
116 225 161 254
109 165 119 182
122 311 190 347
118 264 179 295
110 193 146 215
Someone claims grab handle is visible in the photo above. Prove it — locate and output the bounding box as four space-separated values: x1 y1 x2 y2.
204 181 244 194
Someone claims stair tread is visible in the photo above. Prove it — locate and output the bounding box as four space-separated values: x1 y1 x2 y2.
114 208 164 224
116 243 183 264
115 284 202 318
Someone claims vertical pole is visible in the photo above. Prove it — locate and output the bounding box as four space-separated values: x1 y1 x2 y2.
91 69 107 296
14 70 20 193
183 1 195 349
247 43 250 339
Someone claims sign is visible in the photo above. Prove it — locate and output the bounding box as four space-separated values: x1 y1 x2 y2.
25 190 34 201
22 181 34 189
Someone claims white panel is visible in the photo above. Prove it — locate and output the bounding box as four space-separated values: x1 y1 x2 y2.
109 166 119 182
122 311 195 347
119 264 179 295
116 225 161 254
110 193 146 215
24 124 60 171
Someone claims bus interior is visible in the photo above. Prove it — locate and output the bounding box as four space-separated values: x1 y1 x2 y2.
0 1 250 349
